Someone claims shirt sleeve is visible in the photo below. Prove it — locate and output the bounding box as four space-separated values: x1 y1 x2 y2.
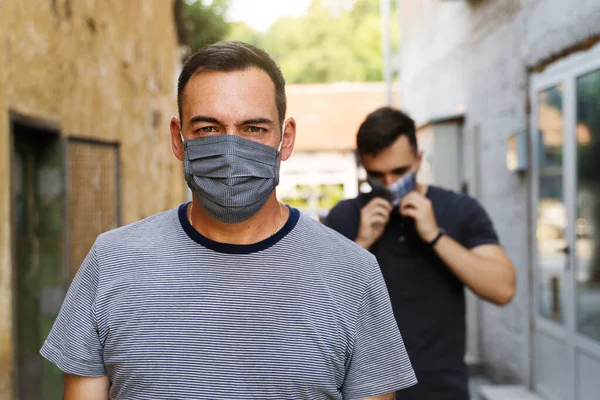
323 200 360 241
40 243 105 376
342 263 417 399
459 196 500 249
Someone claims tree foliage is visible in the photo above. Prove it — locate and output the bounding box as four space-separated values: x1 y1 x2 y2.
225 0 397 84
183 0 230 52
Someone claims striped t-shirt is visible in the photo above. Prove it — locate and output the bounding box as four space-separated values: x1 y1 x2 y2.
41 204 416 399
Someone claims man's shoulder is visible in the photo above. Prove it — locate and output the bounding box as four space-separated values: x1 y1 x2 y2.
298 212 366 248
428 186 498 246
94 205 181 252
428 185 482 213
295 212 378 267
293 212 381 302
428 185 462 202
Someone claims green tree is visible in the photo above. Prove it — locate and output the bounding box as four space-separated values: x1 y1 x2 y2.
264 5 364 83
183 0 230 52
225 0 396 84
226 22 262 47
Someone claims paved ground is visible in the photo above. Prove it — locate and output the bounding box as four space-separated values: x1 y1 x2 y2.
470 375 493 400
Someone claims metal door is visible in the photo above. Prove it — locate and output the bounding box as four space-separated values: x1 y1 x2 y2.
11 122 65 400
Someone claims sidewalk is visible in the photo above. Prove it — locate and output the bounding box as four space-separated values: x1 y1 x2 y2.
469 376 546 400
470 375 493 400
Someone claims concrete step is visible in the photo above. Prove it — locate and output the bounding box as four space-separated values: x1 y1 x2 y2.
478 385 546 400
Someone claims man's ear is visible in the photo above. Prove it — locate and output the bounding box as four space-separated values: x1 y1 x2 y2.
170 117 184 161
280 117 296 162
414 150 424 175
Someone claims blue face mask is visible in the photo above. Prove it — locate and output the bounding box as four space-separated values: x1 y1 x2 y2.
368 171 416 206
388 171 416 205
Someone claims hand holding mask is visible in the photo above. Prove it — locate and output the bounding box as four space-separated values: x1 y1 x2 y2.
367 171 417 206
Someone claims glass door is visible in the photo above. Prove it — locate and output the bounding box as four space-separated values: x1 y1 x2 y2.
573 66 600 400
531 42 600 400
532 79 573 400
536 84 568 325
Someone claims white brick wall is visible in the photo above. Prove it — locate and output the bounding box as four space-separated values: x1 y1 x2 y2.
398 0 600 385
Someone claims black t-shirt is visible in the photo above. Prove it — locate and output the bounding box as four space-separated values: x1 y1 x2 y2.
324 186 499 400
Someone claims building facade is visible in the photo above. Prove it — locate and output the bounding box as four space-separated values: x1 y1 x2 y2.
392 1 600 399
0 1 188 398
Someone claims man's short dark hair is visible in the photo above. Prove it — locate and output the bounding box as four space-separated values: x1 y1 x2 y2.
356 107 417 156
177 41 287 124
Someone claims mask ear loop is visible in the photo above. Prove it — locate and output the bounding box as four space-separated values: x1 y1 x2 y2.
278 122 285 152
179 122 185 144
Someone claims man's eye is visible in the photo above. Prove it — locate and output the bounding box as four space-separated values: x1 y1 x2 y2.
246 126 266 133
199 126 218 133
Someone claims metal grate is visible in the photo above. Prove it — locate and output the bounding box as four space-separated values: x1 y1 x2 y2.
67 138 120 277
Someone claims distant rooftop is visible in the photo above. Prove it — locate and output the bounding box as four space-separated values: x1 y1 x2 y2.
286 82 401 151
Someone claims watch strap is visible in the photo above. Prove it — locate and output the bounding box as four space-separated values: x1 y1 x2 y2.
429 228 445 247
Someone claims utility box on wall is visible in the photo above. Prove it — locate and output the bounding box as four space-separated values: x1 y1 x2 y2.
506 131 528 172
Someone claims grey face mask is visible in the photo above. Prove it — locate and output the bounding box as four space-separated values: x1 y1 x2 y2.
182 133 282 224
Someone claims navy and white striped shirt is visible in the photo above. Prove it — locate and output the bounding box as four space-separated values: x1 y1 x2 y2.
41 204 416 399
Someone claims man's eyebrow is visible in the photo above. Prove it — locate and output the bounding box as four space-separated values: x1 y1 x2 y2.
239 118 274 125
366 165 412 175
188 115 223 125
391 166 411 173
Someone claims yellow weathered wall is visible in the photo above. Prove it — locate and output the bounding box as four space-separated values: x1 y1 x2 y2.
0 0 12 396
0 0 187 395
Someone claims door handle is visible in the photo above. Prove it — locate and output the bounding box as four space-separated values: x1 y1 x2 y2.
559 246 570 254
562 246 571 270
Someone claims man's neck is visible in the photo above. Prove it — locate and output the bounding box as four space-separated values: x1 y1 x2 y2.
189 194 289 245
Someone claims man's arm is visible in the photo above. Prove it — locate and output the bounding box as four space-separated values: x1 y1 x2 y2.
363 392 395 399
64 374 109 400
432 238 515 305
341 260 417 398
400 192 516 306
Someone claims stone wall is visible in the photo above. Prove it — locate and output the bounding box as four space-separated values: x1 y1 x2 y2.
398 0 600 385
0 0 187 395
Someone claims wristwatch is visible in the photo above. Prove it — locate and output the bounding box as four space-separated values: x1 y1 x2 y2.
428 228 446 247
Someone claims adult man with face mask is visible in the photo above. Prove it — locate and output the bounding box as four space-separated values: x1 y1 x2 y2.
324 107 516 400
39 42 417 400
